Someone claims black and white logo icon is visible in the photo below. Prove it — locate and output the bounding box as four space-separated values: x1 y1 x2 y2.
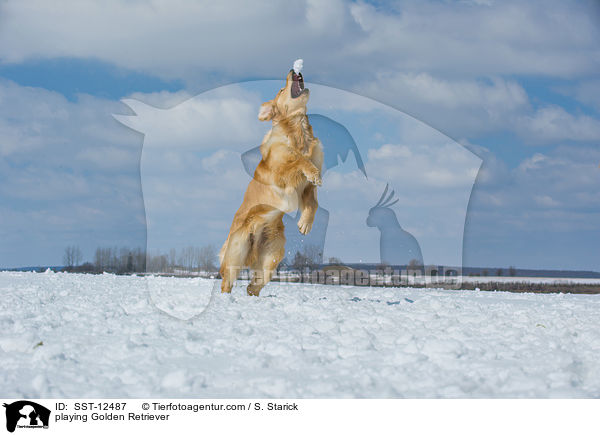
3 401 50 433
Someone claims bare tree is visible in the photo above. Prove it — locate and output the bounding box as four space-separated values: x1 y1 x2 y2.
118 247 130 272
94 247 104 271
93 247 103 271
77 249 82 266
147 253 168 273
179 246 195 273
304 244 322 265
64 245 83 269
94 247 116 272
169 248 177 270
292 244 322 270
197 245 217 272
134 248 146 272
292 251 306 270
63 245 77 268
408 258 422 270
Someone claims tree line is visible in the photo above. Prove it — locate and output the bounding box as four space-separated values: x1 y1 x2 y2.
63 245 218 274
64 243 518 277
63 243 326 275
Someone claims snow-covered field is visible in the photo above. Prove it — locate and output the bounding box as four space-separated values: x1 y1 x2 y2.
1 271 599 398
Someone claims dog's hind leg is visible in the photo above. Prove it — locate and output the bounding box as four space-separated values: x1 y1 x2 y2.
220 228 251 293
247 219 285 297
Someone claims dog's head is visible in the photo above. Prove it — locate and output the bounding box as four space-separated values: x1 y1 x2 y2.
258 69 309 122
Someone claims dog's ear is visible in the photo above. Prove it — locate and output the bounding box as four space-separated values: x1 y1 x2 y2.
258 101 276 121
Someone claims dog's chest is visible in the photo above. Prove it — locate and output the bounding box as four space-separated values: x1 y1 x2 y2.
275 186 301 214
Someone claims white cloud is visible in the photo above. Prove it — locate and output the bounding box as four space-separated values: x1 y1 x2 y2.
459 140 510 187
306 0 348 34
0 79 139 163
115 85 266 151
534 195 560 207
0 79 145 266
0 0 598 85
0 80 69 156
514 148 600 201
573 80 600 112
366 143 480 190
126 90 194 109
357 71 600 144
2 1 599 143
347 1 600 77
517 106 600 143
395 74 527 110
469 145 600 222
356 72 531 137
76 146 137 170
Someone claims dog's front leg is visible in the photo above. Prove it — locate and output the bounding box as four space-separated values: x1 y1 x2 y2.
301 160 322 186
288 150 322 186
297 183 318 235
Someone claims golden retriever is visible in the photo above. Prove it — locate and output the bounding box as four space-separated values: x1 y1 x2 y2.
219 68 323 296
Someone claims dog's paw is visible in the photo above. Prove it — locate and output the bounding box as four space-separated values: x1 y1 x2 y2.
297 218 313 235
306 170 322 186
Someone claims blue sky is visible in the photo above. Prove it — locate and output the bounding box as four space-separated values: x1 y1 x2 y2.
0 0 598 270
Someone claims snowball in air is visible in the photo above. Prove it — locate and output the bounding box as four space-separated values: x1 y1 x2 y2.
293 59 303 74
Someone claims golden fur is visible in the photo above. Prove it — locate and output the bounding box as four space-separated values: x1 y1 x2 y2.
219 70 323 296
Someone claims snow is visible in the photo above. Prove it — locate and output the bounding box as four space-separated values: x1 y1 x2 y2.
1 271 599 398
293 59 303 74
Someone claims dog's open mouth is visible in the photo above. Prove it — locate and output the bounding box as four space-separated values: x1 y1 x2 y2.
291 71 306 98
